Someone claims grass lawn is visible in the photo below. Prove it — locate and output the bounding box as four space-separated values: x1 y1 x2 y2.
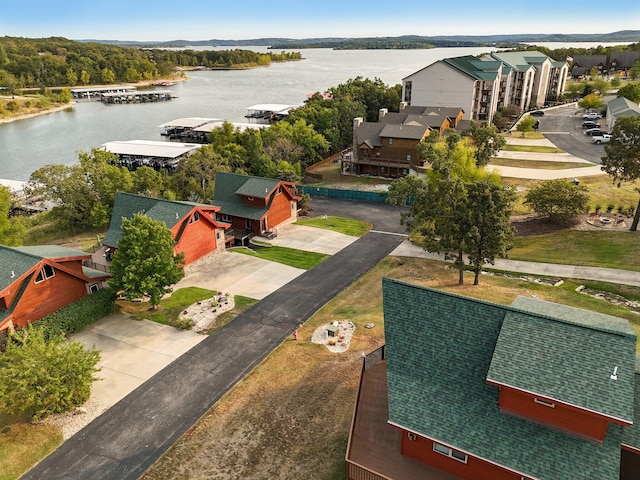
502 131 546 140
502 145 565 153
295 215 371 237
490 158 591 170
232 245 329 270
118 287 216 328
509 230 640 271
142 256 640 480
0 414 62 480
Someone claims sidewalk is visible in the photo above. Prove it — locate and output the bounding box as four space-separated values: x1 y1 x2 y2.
392 241 640 287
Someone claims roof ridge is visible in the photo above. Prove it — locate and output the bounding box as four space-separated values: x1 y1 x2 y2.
1 244 45 261
117 191 201 208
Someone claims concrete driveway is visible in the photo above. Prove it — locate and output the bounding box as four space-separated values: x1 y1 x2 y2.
71 224 358 413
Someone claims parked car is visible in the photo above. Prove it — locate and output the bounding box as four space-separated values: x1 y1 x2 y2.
583 113 602 120
582 121 601 129
584 128 607 136
592 134 612 144
530 110 545 116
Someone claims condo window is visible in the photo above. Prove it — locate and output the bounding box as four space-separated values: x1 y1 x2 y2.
388 138 394 145
433 443 468 463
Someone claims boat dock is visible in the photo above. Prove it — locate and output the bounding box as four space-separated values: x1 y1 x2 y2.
70 85 137 100
158 118 267 143
100 89 174 104
245 104 297 124
101 140 201 170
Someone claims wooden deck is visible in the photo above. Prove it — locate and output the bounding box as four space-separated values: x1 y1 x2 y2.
346 360 459 480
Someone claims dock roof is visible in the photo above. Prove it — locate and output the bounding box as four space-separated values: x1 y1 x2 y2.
246 104 297 114
102 140 201 159
157 118 219 129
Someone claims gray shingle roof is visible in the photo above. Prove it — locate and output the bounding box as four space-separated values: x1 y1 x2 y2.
379 124 429 140
104 192 202 247
622 357 640 449
383 279 633 480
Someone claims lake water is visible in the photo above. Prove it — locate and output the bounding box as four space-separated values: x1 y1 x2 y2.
0 43 627 181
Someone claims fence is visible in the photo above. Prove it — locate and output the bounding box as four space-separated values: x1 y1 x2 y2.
298 186 389 204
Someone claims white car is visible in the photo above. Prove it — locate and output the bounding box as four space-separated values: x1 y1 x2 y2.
592 134 611 144
583 112 602 120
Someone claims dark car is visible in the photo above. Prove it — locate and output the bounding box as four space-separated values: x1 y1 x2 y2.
584 128 607 136
530 110 545 116
582 121 600 129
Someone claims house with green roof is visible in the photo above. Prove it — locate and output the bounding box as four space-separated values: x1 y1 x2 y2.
402 52 568 124
212 172 301 243
104 192 229 265
346 280 640 480
0 245 109 332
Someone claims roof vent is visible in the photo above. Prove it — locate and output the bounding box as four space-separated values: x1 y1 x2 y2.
11 270 15 278
611 366 618 381
175 212 179 220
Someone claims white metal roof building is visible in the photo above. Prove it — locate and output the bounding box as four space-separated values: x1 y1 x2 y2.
102 140 201 170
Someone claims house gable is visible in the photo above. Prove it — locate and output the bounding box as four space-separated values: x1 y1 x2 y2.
383 279 628 480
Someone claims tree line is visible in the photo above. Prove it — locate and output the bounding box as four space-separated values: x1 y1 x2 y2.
0 36 302 89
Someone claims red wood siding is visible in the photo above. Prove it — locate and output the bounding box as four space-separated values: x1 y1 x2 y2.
621 446 640 480
241 195 268 208
265 190 297 230
497 386 610 442
400 431 526 480
172 215 221 265
10 263 90 328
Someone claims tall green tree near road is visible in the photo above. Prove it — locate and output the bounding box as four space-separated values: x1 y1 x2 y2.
601 116 640 231
524 179 590 224
388 137 512 285
0 327 100 420
579 93 604 111
109 214 184 308
516 116 537 136
462 121 506 167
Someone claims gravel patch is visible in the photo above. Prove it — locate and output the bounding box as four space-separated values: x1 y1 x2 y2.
311 320 356 353
37 398 109 440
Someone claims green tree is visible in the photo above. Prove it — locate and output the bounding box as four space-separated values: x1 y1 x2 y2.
524 179 590 224
461 121 506 167
101 67 115 84
0 327 100 420
516 115 537 136
579 93 603 111
0 185 25 245
170 145 232 201
463 181 516 285
601 116 640 231
630 60 640 81
58 87 72 103
80 69 90 85
564 82 583 101
388 137 510 285
109 214 184 308
65 67 78 86
617 82 640 103
131 166 167 197
590 77 609 96
610 75 621 88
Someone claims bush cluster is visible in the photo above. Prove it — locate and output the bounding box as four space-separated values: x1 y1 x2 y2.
32 288 116 340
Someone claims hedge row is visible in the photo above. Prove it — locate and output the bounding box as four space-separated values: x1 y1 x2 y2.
33 288 117 340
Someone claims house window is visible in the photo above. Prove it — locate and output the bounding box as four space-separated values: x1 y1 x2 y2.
245 219 252 229
221 214 232 223
388 138 394 145
404 81 412 102
216 231 220 240
89 284 100 293
534 398 555 408
380 166 385 173
433 443 468 463
247 196 254 201
375 152 381 158
277 186 282 194
407 432 417 441
406 154 411 162
190 211 200 223
35 264 55 284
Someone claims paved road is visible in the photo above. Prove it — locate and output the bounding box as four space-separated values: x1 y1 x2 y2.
22 229 405 480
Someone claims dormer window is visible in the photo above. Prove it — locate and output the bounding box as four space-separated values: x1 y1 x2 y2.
35 264 55 284
189 211 200 223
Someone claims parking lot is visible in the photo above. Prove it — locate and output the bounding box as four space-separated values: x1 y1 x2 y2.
529 103 609 164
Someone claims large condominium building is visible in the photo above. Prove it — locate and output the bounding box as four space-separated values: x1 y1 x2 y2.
402 51 568 124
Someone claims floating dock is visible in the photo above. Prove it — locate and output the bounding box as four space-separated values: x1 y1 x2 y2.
245 104 297 124
102 140 201 170
70 85 136 99
158 117 267 143
100 89 174 104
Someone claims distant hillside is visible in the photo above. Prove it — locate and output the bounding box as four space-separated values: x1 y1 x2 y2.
84 30 640 49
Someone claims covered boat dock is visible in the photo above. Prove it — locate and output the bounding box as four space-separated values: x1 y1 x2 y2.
101 140 201 171
244 104 297 124
101 89 173 104
158 117 267 143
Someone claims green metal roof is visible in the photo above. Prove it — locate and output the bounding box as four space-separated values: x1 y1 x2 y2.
488 297 636 423
104 192 202 247
383 279 632 480
491 51 554 71
213 172 272 221
442 56 501 82
14 245 90 259
622 357 640 450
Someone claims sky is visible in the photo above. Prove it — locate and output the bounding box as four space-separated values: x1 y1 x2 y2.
1 0 639 42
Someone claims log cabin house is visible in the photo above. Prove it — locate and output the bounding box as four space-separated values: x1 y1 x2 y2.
0 245 109 332
346 280 640 480
103 192 229 265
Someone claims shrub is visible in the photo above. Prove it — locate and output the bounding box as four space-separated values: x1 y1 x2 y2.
0 327 101 419
524 179 590 224
32 288 116 340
